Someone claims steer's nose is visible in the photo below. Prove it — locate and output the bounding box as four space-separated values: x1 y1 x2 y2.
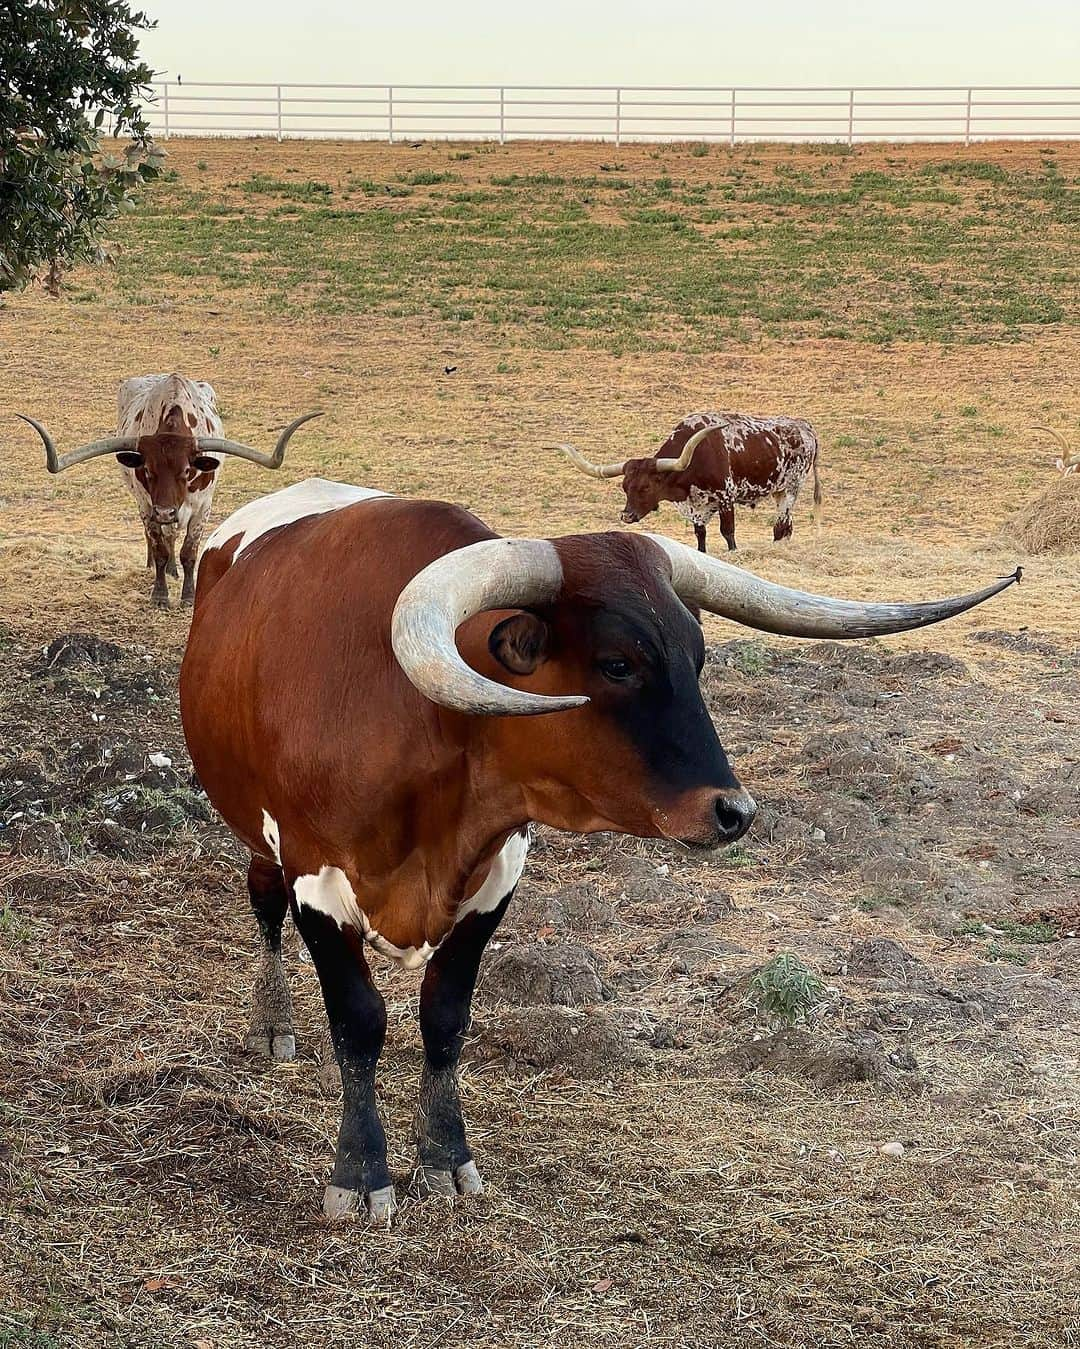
714 789 757 845
152 509 178 525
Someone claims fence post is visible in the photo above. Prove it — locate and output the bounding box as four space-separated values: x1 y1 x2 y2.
388 85 394 143
964 87 972 145
276 85 283 141
499 86 505 144
615 87 621 146
847 88 855 145
162 81 170 140
730 87 736 145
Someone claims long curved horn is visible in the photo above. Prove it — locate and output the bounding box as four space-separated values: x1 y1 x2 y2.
197 411 323 469
392 538 589 716
647 534 1021 639
17 416 136 473
655 423 715 473
550 442 626 480
1033 425 1072 455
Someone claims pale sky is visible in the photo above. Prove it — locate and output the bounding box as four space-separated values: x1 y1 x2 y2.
140 0 1080 89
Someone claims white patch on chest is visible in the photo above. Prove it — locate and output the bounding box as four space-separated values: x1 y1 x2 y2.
456 828 530 925
261 810 281 865
294 864 436 971
203 478 392 564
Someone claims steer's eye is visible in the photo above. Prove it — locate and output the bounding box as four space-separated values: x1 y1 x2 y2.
599 656 634 683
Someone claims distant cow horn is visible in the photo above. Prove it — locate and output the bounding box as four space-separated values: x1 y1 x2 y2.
550 443 626 480
648 534 1022 639
17 416 136 473
1033 425 1079 472
392 538 589 716
655 424 714 473
197 411 324 469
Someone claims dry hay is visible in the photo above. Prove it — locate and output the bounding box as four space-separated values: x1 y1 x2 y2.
1008 472 1080 554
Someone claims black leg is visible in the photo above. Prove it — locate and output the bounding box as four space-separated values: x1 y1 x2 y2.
292 902 394 1223
245 856 295 1062
416 888 514 1197
694 523 707 554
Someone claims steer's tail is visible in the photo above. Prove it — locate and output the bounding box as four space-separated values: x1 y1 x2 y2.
811 436 823 531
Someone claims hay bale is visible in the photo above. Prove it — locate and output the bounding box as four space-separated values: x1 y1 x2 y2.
1008 475 1080 555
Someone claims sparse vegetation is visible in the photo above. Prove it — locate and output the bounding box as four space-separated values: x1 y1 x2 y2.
105 142 1077 348
749 954 827 1027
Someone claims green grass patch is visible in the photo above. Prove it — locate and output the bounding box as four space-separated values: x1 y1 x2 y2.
111 152 1079 351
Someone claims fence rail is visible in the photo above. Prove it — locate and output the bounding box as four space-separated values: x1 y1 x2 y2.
141 82 1080 144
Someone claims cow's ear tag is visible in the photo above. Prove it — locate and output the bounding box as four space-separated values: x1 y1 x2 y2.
489 613 550 676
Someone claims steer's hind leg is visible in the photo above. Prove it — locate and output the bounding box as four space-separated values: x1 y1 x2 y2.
416 882 516 1198
719 503 737 551
244 856 296 1062
773 490 795 542
292 903 395 1224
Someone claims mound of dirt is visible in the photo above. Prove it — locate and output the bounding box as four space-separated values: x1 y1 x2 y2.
39 632 122 670
724 1029 925 1093
1008 474 1080 554
471 1007 645 1077
843 938 933 988
515 879 617 933
480 942 610 1006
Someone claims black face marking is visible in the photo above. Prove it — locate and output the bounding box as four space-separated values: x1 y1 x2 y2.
586 587 740 798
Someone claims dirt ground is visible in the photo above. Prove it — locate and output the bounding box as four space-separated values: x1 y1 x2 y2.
1 138 1078 1348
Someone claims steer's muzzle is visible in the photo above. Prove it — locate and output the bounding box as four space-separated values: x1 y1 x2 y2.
672 786 757 848
620 509 641 524
712 788 757 845
151 508 179 526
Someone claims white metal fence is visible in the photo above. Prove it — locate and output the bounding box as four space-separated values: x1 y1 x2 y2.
141 83 1080 144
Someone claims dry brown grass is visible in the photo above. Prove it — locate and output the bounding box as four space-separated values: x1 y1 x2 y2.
1009 473 1080 554
1 138 1079 1349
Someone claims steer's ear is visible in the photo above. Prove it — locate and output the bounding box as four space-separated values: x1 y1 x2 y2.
116 450 143 468
488 612 550 676
190 455 220 472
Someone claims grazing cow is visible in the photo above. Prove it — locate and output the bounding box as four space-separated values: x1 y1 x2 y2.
556 411 822 553
18 374 321 606
180 475 1019 1224
1036 425 1080 476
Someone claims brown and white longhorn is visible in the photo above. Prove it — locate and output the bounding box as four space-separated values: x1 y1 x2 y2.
181 475 1020 1225
18 374 321 606
555 411 822 553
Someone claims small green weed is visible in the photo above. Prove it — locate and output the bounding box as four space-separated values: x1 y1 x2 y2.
749 954 826 1028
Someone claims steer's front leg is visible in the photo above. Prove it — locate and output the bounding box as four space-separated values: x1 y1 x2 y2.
291 904 394 1224
416 887 515 1198
179 523 201 606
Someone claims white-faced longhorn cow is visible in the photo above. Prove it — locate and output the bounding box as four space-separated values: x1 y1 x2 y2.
18 374 321 606
556 411 822 553
179 475 1020 1224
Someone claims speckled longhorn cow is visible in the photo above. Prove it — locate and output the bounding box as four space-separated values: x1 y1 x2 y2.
179 475 1019 1224
556 411 823 553
18 374 321 606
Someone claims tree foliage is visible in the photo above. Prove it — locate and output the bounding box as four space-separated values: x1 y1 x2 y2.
0 0 163 293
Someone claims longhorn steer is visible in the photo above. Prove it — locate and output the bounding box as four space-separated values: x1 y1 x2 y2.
180 477 1019 1223
18 374 321 606
557 411 822 553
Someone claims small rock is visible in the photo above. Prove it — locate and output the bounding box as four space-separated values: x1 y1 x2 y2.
879 1140 905 1158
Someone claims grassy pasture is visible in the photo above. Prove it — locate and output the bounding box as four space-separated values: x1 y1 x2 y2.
1 138 1079 1349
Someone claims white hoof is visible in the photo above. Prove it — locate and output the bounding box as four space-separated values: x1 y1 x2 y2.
323 1183 398 1225
420 1166 456 1197
366 1185 398 1225
455 1160 484 1196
